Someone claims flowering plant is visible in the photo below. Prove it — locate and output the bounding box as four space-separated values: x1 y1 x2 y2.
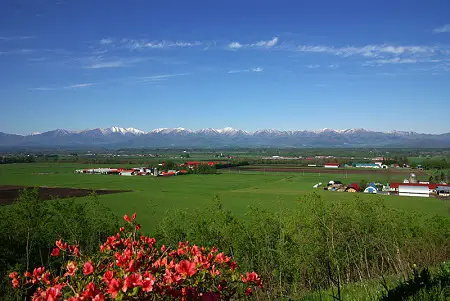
9 213 262 300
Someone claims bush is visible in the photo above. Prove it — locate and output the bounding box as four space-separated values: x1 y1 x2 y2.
9 214 263 300
154 194 450 299
0 189 118 299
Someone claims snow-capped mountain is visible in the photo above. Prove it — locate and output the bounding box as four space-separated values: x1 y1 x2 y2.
0 127 449 148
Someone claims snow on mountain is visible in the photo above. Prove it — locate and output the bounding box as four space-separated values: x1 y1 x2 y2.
2 127 448 148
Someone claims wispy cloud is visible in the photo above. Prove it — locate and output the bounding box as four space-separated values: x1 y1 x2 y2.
136 73 190 83
228 67 264 73
328 64 339 69
0 36 35 41
29 87 56 91
30 83 95 91
85 61 126 69
100 38 114 45
101 38 204 50
0 49 34 55
307 64 320 68
433 24 450 33
66 83 94 89
296 44 435 57
228 37 279 50
228 42 243 49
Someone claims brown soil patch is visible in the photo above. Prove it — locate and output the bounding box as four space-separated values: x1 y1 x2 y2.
0 185 131 206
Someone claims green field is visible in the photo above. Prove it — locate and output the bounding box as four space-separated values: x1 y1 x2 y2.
1 163 448 230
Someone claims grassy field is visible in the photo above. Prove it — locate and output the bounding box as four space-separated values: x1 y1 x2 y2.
0 163 448 231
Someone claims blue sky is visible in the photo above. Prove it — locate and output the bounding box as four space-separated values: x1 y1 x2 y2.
1 0 449 134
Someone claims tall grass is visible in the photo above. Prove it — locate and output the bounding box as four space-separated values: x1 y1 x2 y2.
154 193 450 299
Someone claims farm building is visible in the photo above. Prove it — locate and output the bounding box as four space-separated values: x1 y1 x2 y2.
324 163 340 168
355 163 381 169
346 183 359 192
390 183 450 197
364 186 377 194
437 186 450 197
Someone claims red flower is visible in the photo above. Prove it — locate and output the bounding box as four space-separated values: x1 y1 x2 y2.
40 287 62 301
107 278 121 298
83 261 94 276
215 252 230 264
50 248 61 257
103 270 114 284
131 213 136 221
123 214 131 223
135 224 141 230
119 227 125 232
93 294 105 301
82 282 99 298
142 272 155 292
9 272 18 279
11 278 20 289
64 261 77 277
176 260 197 277
55 239 66 250
230 261 237 271
244 287 253 296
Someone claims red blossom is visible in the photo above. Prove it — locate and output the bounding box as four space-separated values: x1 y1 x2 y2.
64 261 77 277
50 248 61 257
107 278 121 298
83 261 94 276
131 213 137 221
103 270 114 284
244 287 253 296
176 260 197 277
55 239 67 251
123 214 131 223
10 213 262 300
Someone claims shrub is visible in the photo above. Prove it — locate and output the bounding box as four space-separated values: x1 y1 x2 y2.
9 214 263 300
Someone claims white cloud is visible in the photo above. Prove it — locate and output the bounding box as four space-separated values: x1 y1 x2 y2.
85 61 126 69
100 38 114 45
66 83 94 89
433 24 450 33
307 64 320 68
328 64 339 68
251 67 264 72
296 44 435 58
228 67 264 73
29 87 56 91
228 42 243 49
0 36 35 41
252 37 279 47
136 73 190 83
228 37 279 49
119 39 202 50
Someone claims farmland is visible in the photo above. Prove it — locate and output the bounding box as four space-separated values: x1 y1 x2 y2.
0 163 448 231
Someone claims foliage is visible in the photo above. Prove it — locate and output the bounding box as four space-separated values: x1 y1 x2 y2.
155 194 450 299
193 164 217 174
1 155 36 164
380 261 450 300
9 214 263 300
0 189 118 299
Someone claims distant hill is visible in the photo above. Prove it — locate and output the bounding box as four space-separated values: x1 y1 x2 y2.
1 127 449 148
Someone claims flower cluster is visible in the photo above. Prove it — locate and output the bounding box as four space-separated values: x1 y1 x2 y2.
10 213 262 300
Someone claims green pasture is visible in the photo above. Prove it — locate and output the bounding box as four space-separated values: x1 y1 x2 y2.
0 163 448 231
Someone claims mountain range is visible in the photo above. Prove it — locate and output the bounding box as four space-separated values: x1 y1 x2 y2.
0 127 449 149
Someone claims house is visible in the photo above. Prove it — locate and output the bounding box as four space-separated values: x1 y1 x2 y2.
390 183 450 197
436 186 450 197
355 163 381 169
346 183 359 192
324 163 340 168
